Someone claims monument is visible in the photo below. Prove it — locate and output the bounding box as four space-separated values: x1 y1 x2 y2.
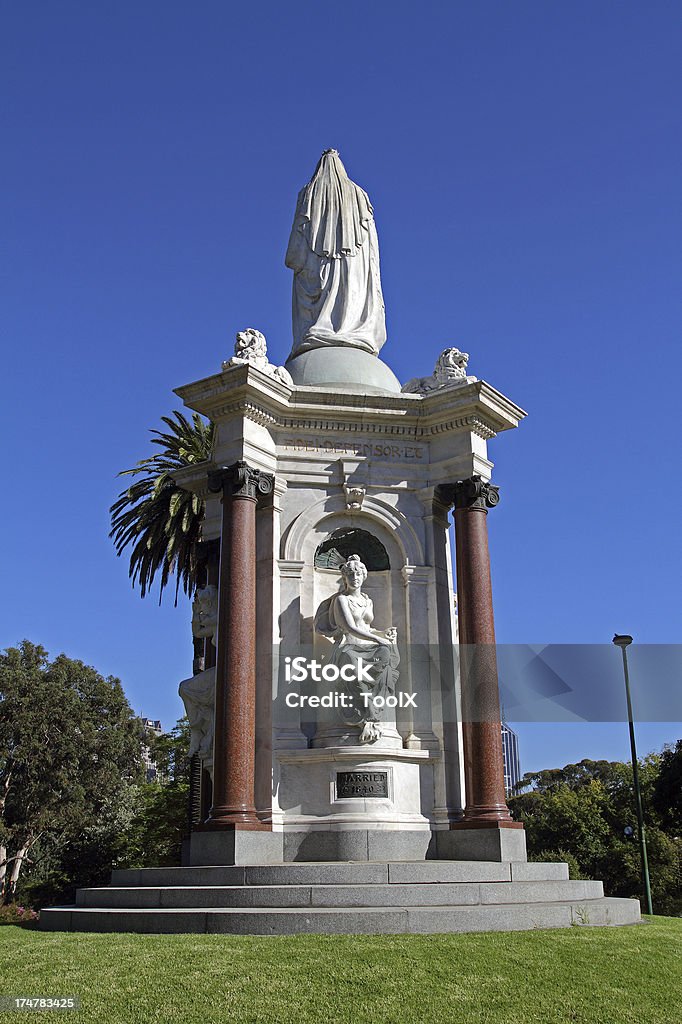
171 148 527 864
41 152 640 932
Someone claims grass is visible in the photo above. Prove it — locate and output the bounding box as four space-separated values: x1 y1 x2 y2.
0 918 680 1024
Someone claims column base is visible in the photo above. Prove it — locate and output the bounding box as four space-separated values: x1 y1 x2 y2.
438 825 527 862
201 817 271 831
189 829 284 866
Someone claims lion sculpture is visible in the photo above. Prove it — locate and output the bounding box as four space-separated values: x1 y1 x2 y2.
223 328 293 386
402 347 473 395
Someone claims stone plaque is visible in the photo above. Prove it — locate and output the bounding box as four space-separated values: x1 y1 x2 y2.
336 771 389 799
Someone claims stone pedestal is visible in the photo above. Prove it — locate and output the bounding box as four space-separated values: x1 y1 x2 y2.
276 745 438 861
188 828 283 866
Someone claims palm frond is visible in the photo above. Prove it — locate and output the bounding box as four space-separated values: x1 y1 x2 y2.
109 410 215 603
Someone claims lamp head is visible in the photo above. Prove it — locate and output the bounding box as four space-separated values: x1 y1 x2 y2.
612 634 633 648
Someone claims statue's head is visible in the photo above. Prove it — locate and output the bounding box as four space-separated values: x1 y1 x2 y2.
434 347 469 383
312 148 348 182
340 554 368 589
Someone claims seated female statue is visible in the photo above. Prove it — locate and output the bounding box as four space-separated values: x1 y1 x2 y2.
315 554 399 743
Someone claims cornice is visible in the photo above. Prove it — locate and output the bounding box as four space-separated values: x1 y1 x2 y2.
415 381 527 437
174 365 526 441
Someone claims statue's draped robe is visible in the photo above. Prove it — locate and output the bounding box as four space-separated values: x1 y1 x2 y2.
285 151 387 357
315 591 399 740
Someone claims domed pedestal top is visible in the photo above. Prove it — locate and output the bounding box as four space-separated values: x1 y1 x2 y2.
285 346 402 394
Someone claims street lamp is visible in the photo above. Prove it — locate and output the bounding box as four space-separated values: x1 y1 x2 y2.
612 634 654 915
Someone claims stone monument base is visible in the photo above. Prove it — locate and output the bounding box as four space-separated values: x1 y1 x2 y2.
283 829 433 862
275 746 438 844
437 827 528 863
40 859 641 934
187 829 284 867
184 824 528 866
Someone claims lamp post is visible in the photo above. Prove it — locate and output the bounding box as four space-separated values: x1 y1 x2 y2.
612 634 654 915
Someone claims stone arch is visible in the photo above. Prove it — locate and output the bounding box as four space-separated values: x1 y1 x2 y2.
282 493 424 567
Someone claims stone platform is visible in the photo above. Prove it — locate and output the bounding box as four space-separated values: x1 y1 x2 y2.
40 861 640 934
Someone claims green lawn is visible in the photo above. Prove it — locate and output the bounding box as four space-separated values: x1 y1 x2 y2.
0 918 680 1024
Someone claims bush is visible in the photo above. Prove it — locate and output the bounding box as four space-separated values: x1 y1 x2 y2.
0 903 39 927
530 848 586 880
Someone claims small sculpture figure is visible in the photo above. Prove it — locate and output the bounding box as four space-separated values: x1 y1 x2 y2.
402 347 474 395
343 483 366 510
315 554 399 743
285 150 387 358
223 328 293 386
179 585 219 763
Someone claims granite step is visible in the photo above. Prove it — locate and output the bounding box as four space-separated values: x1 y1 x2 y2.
75 879 603 910
40 897 640 935
109 860 569 889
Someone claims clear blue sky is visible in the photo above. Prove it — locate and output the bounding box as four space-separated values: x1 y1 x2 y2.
3 2 681 773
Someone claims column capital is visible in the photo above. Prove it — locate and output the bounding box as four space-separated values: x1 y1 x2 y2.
208 461 274 502
438 476 500 512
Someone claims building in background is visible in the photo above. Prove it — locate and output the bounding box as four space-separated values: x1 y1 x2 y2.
501 722 522 794
139 718 163 782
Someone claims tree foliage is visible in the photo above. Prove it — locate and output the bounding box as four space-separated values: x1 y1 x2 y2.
0 641 144 906
124 718 191 869
652 739 682 833
109 410 214 603
510 754 682 916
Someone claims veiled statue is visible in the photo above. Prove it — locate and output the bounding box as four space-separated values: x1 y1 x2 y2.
315 554 399 743
285 150 387 358
179 585 218 766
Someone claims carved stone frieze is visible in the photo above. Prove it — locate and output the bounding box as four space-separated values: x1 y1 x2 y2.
425 416 496 441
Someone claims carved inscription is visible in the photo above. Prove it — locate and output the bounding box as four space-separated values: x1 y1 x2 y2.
282 439 425 459
336 771 389 799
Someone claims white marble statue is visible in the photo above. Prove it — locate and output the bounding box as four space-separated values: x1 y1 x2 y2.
402 347 475 395
223 328 293 386
179 585 219 763
285 150 387 358
315 554 399 743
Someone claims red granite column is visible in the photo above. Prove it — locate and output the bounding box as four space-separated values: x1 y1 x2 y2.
447 476 519 830
205 461 273 829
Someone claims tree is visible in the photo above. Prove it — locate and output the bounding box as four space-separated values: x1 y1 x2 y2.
0 641 144 905
124 718 191 868
510 753 682 916
109 410 214 603
652 739 682 833
511 778 612 880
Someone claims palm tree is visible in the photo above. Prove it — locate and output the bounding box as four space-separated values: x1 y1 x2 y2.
109 410 214 603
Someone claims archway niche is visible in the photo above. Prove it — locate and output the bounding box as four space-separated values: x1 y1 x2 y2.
314 528 390 572
313 527 396 661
